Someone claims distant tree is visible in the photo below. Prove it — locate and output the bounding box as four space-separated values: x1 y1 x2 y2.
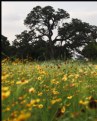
12 30 35 59
24 6 70 59
13 30 49 60
58 18 97 57
31 39 48 60
12 6 97 60
1 35 10 58
81 42 97 60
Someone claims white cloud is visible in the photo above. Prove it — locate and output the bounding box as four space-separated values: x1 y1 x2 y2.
70 11 97 16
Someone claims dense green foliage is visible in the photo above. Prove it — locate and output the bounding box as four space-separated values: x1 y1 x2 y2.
82 42 97 60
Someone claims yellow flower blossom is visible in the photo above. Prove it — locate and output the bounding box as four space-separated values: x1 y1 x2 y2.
2 91 10 100
51 98 62 105
61 106 66 113
6 107 10 111
30 100 36 105
51 79 56 84
26 103 32 108
29 87 35 93
16 112 31 121
62 75 67 81
39 71 46 75
16 81 21 85
16 80 29 85
2 74 9 80
67 96 73 99
37 104 43 109
38 92 43 96
37 76 42 80
94 65 97 69
52 90 59 95
79 100 88 105
51 79 59 85
2 87 9 91
51 100 56 105
36 99 40 103
30 99 40 105
75 74 79 79
86 96 92 100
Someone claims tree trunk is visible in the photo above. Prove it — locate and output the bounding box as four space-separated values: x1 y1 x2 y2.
48 35 54 59
48 25 54 59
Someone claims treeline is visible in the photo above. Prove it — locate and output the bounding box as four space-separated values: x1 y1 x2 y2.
1 6 97 61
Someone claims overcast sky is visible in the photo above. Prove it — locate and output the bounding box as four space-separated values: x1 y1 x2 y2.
2 1 97 44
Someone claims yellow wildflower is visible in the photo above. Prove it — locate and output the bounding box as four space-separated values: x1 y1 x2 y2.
2 90 10 100
30 100 36 105
16 80 29 85
39 70 46 75
37 104 43 109
16 112 31 121
62 75 67 81
75 74 79 79
6 107 10 111
79 100 88 105
51 98 62 105
86 96 92 100
56 98 62 102
51 100 56 105
2 74 9 80
79 69 83 73
51 79 56 84
36 99 40 103
30 99 40 105
38 92 43 96
29 87 35 93
67 96 73 99
26 103 32 108
61 106 66 113
37 76 42 80
94 65 97 69
51 79 59 85
52 90 59 95
2 87 9 91
16 81 21 85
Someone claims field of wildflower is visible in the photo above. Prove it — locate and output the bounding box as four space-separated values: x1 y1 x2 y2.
2 59 97 121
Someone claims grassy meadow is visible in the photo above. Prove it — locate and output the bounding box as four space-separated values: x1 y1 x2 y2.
2 59 97 121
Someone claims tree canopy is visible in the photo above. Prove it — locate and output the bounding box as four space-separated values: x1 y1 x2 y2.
81 42 97 60
24 6 70 59
2 6 97 61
